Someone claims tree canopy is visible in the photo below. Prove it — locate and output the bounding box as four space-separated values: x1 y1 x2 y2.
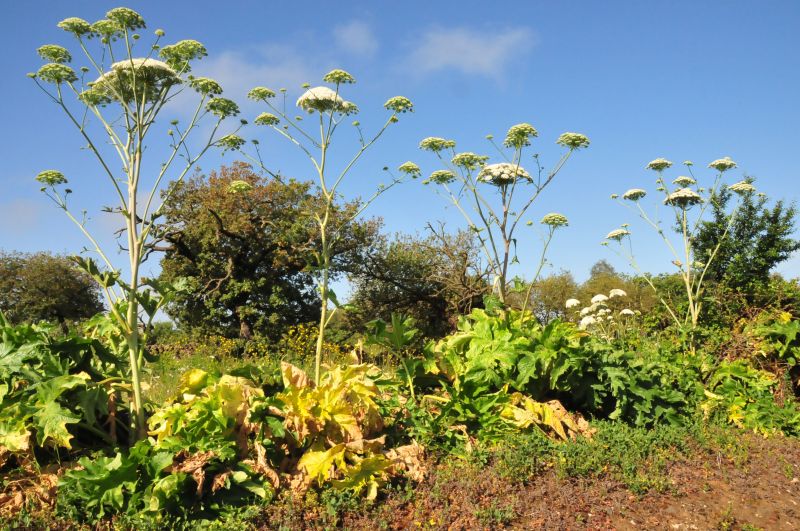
693 179 800 292
157 162 380 339
0 251 104 331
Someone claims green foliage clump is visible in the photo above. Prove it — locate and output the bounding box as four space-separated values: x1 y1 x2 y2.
0 251 104 332
0 315 124 465
157 162 380 341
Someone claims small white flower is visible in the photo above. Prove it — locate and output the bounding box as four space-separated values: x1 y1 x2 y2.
580 306 592 317
591 294 609 304
579 315 596 330
609 288 627 298
565 298 580 309
620 308 635 316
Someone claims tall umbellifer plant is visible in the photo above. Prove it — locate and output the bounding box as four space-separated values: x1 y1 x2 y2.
604 157 754 334
30 7 241 438
245 70 414 382
413 127 589 304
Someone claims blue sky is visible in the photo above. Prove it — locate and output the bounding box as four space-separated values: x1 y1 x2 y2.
2 0 799 290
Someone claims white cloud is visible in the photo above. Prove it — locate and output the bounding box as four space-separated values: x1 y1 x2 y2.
194 45 315 104
407 27 536 77
334 21 379 58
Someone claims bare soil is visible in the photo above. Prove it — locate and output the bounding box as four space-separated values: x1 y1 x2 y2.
263 433 800 531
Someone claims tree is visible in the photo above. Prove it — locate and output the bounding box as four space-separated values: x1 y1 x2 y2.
523 271 579 324
347 226 490 337
0 251 104 332
693 179 800 293
157 162 380 340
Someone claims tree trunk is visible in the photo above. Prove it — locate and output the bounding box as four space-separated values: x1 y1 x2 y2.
237 306 252 340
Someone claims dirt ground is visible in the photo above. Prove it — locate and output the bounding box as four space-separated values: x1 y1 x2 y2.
315 434 800 531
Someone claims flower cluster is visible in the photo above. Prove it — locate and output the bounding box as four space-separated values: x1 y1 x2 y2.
90 19 123 41
477 163 531 185
206 97 240 118
708 157 737 172
569 289 632 333
322 69 356 84
228 180 253 194
189 77 223 95
672 176 696 186
451 152 488 170
106 7 146 30
424 170 457 185
217 134 245 151
419 137 456 152
159 40 208 73
296 86 355 114
35 170 67 186
556 132 590 150
58 17 93 36
398 161 422 178
254 112 280 126
622 188 647 201
664 188 702 207
36 63 78 85
37 45 71 64
384 96 414 114
728 181 756 195
541 213 569 227
646 158 673 171
503 123 538 148
91 58 180 103
605 228 630 241
248 87 276 101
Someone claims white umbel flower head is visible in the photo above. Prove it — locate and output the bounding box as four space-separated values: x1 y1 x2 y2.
591 294 609 304
579 315 596 330
620 308 635 316
623 188 647 201
728 181 756 195
646 158 673 171
664 188 703 207
477 163 531 185
673 176 697 186
296 86 351 113
708 157 737 172
541 213 569 227
580 306 592 317
606 228 630 241
91 58 180 103
609 288 627 298
565 298 580 309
